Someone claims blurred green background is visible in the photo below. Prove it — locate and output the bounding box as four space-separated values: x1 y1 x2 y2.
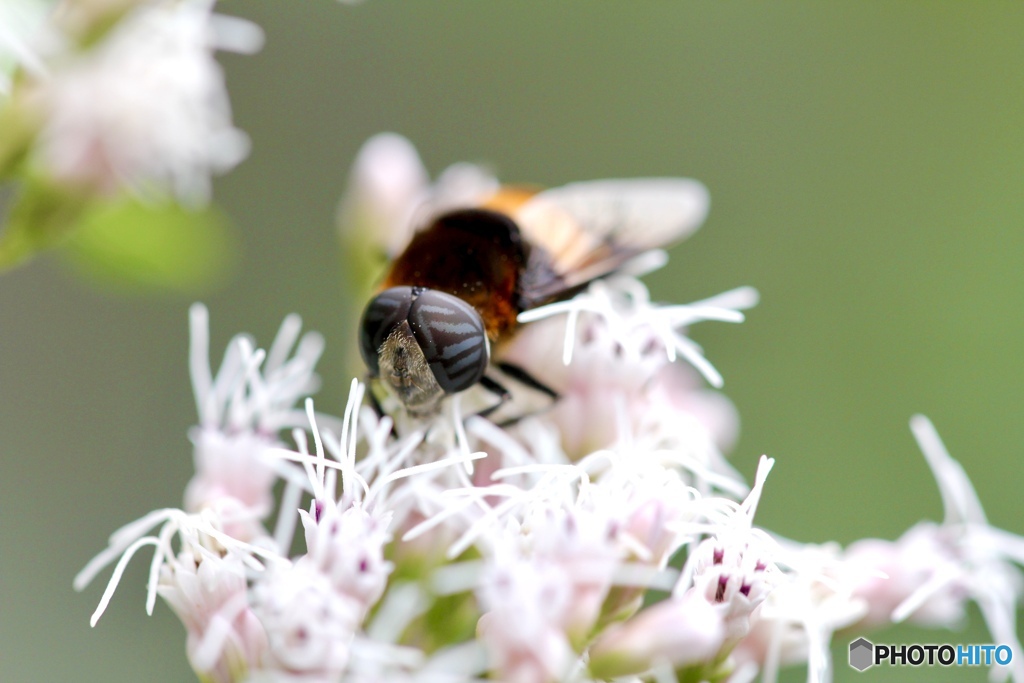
1 1 1022 681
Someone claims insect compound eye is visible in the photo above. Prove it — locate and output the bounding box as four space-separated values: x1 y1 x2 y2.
359 287 415 376
407 289 489 394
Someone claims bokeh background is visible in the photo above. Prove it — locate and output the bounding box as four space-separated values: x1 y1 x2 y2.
2 2 1023 681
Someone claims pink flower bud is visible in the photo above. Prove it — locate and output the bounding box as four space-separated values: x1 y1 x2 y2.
589 588 726 678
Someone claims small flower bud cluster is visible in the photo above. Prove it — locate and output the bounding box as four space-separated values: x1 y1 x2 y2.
185 303 324 543
159 547 268 683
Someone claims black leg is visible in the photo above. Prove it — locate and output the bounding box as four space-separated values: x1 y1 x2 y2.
365 375 386 419
471 364 562 426
477 375 512 419
364 375 399 438
496 362 559 399
495 412 532 429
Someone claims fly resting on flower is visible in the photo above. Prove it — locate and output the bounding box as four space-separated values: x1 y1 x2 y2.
358 178 709 420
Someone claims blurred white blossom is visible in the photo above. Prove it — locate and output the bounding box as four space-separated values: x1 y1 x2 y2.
0 0 50 95
4 0 261 201
338 131 499 259
841 415 1024 683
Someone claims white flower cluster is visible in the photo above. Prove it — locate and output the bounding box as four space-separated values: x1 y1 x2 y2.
0 0 261 201
77 138 1024 683
0 0 48 95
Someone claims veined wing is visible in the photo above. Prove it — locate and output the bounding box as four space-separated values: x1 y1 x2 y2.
512 177 710 306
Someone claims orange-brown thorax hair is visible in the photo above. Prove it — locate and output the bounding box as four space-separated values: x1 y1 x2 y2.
382 206 530 342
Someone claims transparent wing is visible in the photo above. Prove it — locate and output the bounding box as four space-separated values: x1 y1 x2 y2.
513 178 709 304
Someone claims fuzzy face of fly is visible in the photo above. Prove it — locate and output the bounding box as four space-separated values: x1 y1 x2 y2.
376 322 446 417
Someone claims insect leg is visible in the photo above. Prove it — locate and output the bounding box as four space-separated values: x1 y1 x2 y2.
364 375 399 438
488 362 561 428
476 375 512 419
495 361 559 399
365 375 386 418
469 364 562 427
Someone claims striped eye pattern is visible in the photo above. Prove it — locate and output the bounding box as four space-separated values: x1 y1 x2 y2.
359 286 490 394
359 286 412 377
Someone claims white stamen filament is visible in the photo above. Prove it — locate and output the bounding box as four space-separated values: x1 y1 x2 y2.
911 414 988 526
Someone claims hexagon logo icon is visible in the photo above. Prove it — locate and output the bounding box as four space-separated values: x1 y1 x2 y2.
849 637 874 671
